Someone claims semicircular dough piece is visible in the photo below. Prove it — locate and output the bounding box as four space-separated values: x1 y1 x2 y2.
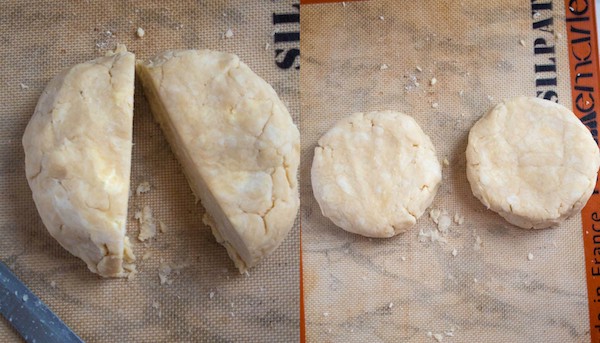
311 111 442 238
22 46 136 277
466 96 600 229
137 50 300 272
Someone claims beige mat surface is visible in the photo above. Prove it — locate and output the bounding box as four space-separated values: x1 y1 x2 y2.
0 1 300 342
301 1 588 342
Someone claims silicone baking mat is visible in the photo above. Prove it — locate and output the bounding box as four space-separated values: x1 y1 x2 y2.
300 0 597 341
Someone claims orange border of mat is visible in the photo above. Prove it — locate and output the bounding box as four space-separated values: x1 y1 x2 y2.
564 0 600 341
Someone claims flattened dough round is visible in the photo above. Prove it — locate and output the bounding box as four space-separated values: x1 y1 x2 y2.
311 111 442 238
22 46 135 277
466 96 600 229
137 50 300 272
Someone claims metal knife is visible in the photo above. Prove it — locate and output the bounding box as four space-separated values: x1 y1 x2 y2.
0 261 84 343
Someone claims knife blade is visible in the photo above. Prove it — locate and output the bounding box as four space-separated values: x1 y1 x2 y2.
0 261 84 343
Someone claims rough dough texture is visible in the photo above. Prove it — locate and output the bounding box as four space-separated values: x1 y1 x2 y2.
137 50 300 272
311 111 442 238
466 96 600 229
22 46 136 277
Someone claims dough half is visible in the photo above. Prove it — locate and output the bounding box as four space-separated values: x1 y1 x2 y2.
311 111 442 238
22 46 136 277
466 96 600 229
137 50 300 272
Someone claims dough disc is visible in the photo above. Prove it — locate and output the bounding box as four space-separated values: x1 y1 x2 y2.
311 111 442 238
137 50 300 272
466 96 600 229
22 46 136 277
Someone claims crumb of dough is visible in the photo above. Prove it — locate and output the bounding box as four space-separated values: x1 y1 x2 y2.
451 248 458 257
50 281 56 288
265 43 270 50
158 261 188 285
152 300 159 309
142 251 152 260
442 158 449 167
427 332 433 338
401 256 406 261
445 328 455 336
323 312 329 317
433 333 444 342
430 209 441 224
405 75 420 91
430 77 437 86
474 236 482 250
158 220 168 233
22 295 28 302
431 102 439 108
418 228 447 244
136 206 156 241
158 262 173 285
209 292 215 299
528 252 534 261
123 262 136 272
437 214 451 234
20 83 29 90
136 181 151 195
136 27 145 38
379 15 384 20
453 213 464 225
127 269 137 281
416 66 423 72
519 39 525 46
224 28 234 38
388 302 393 309
380 64 388 70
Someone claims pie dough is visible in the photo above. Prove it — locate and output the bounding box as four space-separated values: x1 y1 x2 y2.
137 50 300 272
466 96 600 229
22 46 136 277
311 111 442 238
